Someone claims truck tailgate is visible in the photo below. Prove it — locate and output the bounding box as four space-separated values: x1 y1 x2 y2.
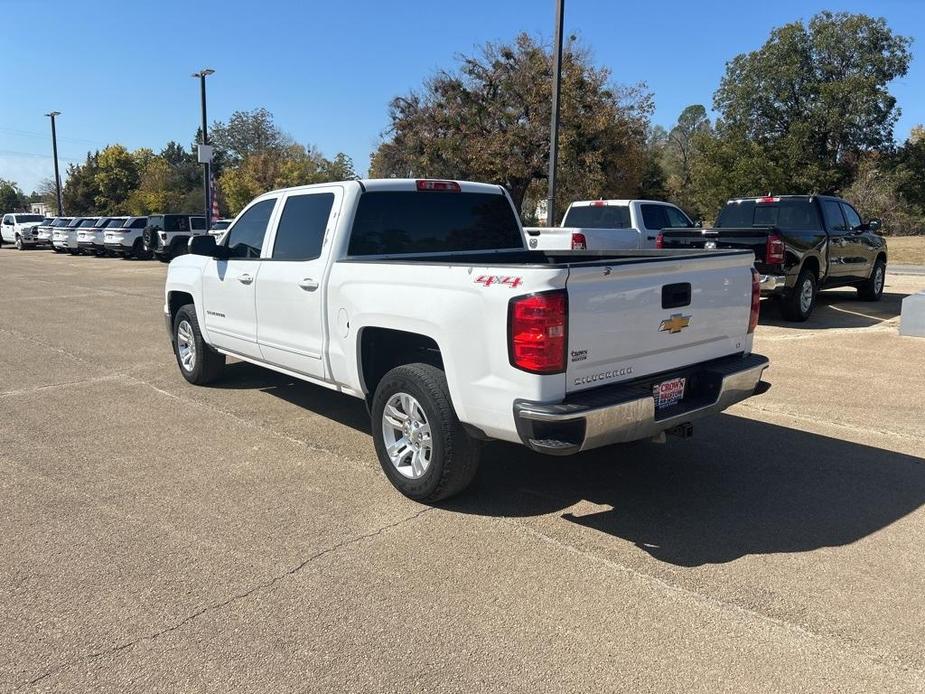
661 228 770 262
565 253 753 393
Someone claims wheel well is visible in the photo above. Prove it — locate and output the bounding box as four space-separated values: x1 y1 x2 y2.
802 255 820 279
876 251 887 265
168 291 194 325
360 328 443 398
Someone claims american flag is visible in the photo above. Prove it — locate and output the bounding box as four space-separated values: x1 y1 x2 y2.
209 168 220 220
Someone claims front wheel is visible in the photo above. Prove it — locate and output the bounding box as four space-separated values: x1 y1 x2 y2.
780 266 817 322
172 304 225 385
371 363 480 503
858 257 886 301
15 235 23 250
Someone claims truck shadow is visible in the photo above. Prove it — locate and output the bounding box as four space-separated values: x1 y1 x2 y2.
213 364 925 568
759 290 904 329
445 414 925 567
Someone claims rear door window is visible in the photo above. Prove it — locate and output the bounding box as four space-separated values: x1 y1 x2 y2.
190 217 206 230
640 204 670 231
272 193 335 261
225 199 276 258
562 205 631 229
821 200 847 233
164 216 190 232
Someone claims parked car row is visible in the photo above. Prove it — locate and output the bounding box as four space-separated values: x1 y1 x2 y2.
1 213 222 263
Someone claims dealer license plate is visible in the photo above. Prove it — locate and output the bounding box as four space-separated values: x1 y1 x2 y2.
653 377 686 410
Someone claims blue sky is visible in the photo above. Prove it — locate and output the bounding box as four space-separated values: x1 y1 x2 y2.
2 0 922 193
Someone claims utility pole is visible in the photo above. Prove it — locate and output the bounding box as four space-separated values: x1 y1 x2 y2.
192 69 215 229
44 112 64 215
546 0 565 227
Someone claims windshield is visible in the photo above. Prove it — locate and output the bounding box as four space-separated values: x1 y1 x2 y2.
79 219 99 227
15 214 43 223
68 218 84 227
348 191 524 256
562 205 631 229
716 199 821 230
52 218 72 227
107 218 127 228
211 220 231 230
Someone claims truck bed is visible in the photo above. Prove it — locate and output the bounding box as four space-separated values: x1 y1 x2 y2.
339 247 752 267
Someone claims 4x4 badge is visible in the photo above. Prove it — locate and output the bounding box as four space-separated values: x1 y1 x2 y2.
659 314 691 334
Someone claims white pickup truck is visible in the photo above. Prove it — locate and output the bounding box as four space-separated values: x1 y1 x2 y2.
164 179 768 502
524 199 695 252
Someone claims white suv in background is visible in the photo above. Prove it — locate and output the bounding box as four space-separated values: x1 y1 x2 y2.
53 217 93 254
1 213 46 249
104 216 150 259
77 217 122 255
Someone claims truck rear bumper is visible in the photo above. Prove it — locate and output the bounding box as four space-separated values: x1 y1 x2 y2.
759 274 787 294
513 353 769 455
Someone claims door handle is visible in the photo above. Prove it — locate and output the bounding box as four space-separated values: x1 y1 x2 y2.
238 273 253 285
298 278 319 291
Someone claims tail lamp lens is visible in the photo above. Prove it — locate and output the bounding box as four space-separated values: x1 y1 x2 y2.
571 232 587 250
748 268 760 334
766 232 785 264
509 291 567 374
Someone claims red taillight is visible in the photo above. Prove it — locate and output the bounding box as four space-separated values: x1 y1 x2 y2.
757 195 780 204
748 268 760 334
571 232 587 250
655 232 664 249
766 231 785 264
416 179 460 192
509 291 567 374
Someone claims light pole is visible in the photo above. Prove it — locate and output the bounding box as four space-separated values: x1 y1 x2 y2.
547 0 565 227
44 111 64 215
192 68 214 229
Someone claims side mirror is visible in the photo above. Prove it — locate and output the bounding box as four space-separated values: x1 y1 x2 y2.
867 218 882 233
189 234 228 258
694 219 703 228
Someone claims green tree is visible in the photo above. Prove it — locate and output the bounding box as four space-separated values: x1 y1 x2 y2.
892 125 925 211
842 153 923 234
62 152 102 215
369 33 653 215
323 152 359 181
94 145 140 214
712 11 911 194
210 108 289 166
0 178 24 211
661 105 711 215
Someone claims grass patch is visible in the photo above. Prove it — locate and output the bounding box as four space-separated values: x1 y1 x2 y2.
887 236 925 266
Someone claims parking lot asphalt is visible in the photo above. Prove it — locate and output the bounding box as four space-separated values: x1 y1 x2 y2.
1 250 923 693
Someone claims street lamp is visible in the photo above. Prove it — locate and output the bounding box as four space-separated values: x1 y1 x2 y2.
547 0 565 227
192 68 215 229
44 111 64 215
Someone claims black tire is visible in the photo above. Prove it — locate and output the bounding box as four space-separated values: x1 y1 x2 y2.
172 304 225 385
371 363 480 503
858 257 886 301
130 237 152 260
15 235 23 250
780 265 817 322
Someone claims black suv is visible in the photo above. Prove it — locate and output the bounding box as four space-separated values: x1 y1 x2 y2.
658 195 888 321
143 214 207 262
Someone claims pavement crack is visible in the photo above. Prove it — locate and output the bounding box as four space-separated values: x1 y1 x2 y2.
17 507 432 689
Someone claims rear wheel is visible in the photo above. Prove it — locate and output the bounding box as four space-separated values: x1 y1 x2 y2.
371 363 480 502
780 266 817 322
858 257 886 301
172 304 225 385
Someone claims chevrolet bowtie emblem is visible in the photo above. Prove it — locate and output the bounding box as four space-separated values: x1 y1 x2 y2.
659 313 691 334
